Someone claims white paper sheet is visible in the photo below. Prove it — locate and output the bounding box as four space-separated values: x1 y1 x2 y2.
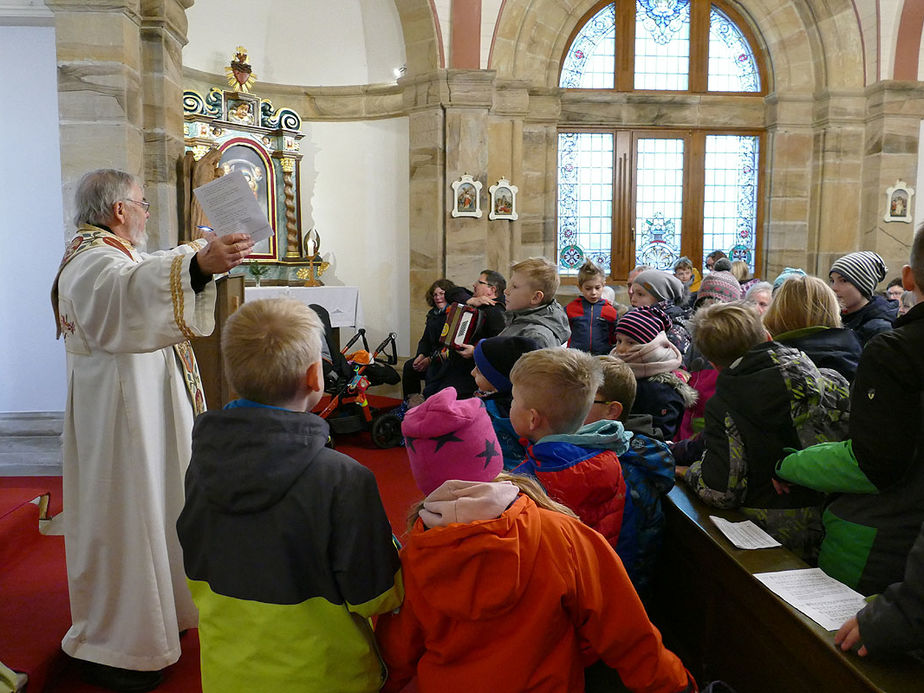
754 568 868 631
710 515 782 550
193 172 273 243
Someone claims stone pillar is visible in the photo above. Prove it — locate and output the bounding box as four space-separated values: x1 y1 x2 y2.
404 71 448 345
764 93 815 280
808 90 866 276
47 0 191 247
518 88 561 264
443 70 493 286
861 82 924 276
140 0 193 249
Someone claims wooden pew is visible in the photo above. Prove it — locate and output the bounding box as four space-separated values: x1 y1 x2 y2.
650 484 924 692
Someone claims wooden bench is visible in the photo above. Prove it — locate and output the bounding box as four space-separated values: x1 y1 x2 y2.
650 484 924 693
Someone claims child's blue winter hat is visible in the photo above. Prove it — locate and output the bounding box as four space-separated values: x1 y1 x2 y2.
473 336 541 393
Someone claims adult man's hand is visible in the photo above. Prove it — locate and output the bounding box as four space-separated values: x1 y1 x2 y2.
466 296 496 307
196 232 255 275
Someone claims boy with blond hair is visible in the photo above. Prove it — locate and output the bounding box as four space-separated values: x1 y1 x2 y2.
501 257 571 348
582 357 675 594
177 299 403 693
678 301 850 560
510 348 628 550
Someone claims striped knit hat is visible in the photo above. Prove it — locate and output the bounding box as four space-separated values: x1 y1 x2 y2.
829 252 888 299
696 270 741 304
615 306 672 345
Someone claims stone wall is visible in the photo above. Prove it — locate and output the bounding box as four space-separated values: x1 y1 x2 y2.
43 0 924 353
47 0 193 249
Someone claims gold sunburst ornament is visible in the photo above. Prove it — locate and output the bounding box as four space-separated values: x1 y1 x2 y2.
225 46 257 93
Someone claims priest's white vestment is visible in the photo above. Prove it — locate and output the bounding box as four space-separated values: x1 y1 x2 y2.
52 225 214 670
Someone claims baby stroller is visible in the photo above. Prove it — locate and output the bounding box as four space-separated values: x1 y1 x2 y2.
311 305 403 449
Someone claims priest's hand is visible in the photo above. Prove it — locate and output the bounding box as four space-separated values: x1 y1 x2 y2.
196 232 254 275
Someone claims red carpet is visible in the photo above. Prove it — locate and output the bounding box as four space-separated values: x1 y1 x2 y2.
0 483 68 693
0 411 421 692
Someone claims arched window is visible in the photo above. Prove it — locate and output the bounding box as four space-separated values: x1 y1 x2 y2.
557 0 765 279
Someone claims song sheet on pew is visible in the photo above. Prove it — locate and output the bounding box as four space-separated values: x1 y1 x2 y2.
754 568 868 631
193 171 274 243
709 515 782 550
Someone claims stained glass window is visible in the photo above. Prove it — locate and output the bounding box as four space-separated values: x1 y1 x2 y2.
558 132 615 275
703 135 759 272
559 4 617 89
708 6 760 92
635 0 691 90
635 139 685 269
556 2 764 278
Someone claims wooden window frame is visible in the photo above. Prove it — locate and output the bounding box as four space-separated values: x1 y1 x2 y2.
557 0 767 285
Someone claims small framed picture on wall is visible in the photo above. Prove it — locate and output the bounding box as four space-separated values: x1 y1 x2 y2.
884 180 914 223
451 174 483 218
489 178 518 220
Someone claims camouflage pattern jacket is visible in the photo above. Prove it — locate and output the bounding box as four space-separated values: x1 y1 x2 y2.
685 341 851 560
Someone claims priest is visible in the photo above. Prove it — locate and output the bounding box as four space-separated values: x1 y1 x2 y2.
51 168 253 692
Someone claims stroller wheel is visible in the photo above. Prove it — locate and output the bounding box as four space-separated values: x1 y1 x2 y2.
371 412 403 449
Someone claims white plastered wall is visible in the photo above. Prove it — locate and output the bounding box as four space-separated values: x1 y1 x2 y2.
300 119 411 355
0 24 66 412
184 0 411 354
184 0 406 85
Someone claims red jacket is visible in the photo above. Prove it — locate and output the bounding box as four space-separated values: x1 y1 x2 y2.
566 296 620 355
376 495 694 693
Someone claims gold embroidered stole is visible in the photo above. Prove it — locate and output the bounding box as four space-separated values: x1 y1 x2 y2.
52 226 208 415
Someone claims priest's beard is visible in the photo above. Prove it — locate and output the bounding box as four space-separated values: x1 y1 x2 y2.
128 223 148 251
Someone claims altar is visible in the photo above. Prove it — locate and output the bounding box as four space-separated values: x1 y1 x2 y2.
244 286 363 329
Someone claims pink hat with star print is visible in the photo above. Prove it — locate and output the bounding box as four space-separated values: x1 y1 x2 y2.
401 386 503 495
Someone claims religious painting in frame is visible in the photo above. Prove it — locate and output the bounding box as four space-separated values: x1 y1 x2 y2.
884 180 914 223
218 139 278 259
451 174 483 218
489 178 518 220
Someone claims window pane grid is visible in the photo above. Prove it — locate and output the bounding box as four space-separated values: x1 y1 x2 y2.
703 135 759 272
708 6 760 92
634 0 691 90
560 4 616 89
558 132 615 275
635 138 684 270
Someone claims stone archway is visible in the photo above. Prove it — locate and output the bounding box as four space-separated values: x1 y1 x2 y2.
395 0 442 76
488 0 866 92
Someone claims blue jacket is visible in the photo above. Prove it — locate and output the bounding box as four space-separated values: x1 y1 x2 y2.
565 297 619 355
571 420 675 593
483 395 527 471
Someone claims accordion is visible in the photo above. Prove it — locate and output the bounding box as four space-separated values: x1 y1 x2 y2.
439 303 484 350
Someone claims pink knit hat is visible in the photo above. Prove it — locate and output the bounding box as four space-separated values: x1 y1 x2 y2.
401 387 503 495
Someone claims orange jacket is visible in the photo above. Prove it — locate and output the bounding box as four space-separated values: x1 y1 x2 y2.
376 495 694 693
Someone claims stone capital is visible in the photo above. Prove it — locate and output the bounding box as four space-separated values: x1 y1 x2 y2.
811 89 866 128
45 0 139 14
140 0 191 46
865 81 924 120
0 0 54 25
